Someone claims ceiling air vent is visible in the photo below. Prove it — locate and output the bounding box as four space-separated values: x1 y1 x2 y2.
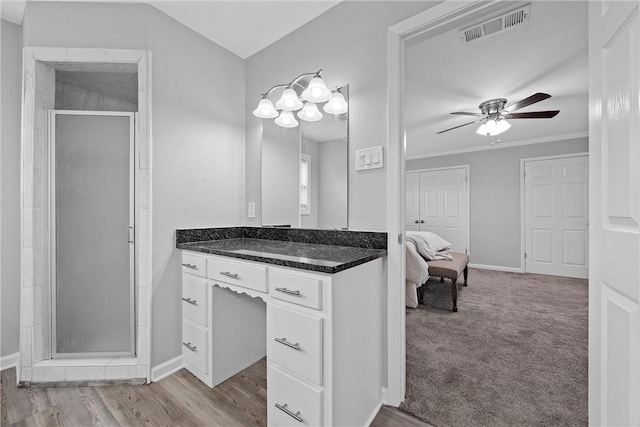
459 4 531 44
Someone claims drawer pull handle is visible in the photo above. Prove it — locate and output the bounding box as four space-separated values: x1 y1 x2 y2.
275 403 303 423
220 271 239 279
181 297 197 305
275 287 301 296
182 342 197 352
274 337 301 351
182 263 197 269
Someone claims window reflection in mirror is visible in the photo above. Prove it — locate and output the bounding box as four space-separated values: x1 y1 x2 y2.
261 85 348 230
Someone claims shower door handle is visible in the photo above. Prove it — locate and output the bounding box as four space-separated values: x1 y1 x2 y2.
128 226 134 244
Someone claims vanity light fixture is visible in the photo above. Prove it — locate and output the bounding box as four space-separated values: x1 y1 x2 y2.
253 69 347 128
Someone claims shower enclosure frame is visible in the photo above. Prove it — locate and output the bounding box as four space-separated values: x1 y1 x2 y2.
18 47 152 385
49 110 137 359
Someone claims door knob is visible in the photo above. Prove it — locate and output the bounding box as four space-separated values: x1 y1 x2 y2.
414 220 419 224
420 220 424 223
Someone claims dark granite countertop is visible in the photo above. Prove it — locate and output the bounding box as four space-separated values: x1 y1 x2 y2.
177 233 387 274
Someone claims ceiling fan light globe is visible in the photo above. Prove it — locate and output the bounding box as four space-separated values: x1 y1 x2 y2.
495 119 511 134
476 123 489 135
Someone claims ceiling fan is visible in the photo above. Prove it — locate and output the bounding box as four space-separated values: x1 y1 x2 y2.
436 92 560 135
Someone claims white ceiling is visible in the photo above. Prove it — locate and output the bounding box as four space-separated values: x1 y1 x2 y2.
405 1 589 159
0 0 340 59
150 1 341 59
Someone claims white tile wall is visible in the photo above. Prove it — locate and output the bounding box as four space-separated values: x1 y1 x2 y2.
20 48 152 384
20 327 32 367
21 367 33 382
32 324 43 364
65 366 106 381
138 130 149 169
106 365 137 380
138 287 149 326
136 365 148 379
33 366 65 382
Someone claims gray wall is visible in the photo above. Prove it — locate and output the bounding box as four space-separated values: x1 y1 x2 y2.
244 1 437 231
1 19 23 358
19 2 245 367
406 138 589 269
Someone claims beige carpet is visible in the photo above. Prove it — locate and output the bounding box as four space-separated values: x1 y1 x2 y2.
400 268 588 427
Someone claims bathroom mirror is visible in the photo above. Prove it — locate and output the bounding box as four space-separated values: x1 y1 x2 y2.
262 85 348 229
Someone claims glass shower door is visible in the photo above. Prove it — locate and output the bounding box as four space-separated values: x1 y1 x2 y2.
53 112 135 357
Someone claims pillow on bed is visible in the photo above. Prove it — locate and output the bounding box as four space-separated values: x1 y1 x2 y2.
407 231 451 252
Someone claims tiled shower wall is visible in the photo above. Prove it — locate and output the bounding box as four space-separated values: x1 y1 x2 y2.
20 58 55 379
20 47 152 383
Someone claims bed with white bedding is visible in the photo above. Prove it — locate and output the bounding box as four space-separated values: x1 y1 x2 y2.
405 231 452 308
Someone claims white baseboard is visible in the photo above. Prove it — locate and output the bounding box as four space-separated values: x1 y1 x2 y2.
468 263 524 273
151 355 183 382
0 352 20 372
365 399 385 427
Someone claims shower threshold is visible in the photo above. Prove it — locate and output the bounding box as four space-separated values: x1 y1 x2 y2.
20 357 147 387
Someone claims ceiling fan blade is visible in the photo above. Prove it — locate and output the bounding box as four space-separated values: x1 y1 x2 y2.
436 118 484 134
450 112 484 117
504 110 560 119
504 93 551 112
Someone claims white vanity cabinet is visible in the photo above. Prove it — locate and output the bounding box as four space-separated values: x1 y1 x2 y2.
181 252 266 388
180 250 384 427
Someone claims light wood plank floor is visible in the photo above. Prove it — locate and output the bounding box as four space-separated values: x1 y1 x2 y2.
1 359 429 426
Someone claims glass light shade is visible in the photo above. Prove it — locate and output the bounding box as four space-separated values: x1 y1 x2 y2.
275 110 299 128
301 77 332 103
297 102 323 122
275 88 303 111
495 119 511 134
252 98 279 119
323 91 348 115
476 118 510 136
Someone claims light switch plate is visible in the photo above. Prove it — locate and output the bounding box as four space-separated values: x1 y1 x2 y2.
356 146 383 171
248 202 255 218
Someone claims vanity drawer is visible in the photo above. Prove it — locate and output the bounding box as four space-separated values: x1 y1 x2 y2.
207 258 267 293
182 274 207 326
182 319 208 374
269 271 322 310
268 304 322 385
268 363 322 427
182 253 207 277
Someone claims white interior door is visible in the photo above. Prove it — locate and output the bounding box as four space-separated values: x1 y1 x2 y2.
524 155 589 279
405 172 420 231
589 2 640 425
419 167 468 253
